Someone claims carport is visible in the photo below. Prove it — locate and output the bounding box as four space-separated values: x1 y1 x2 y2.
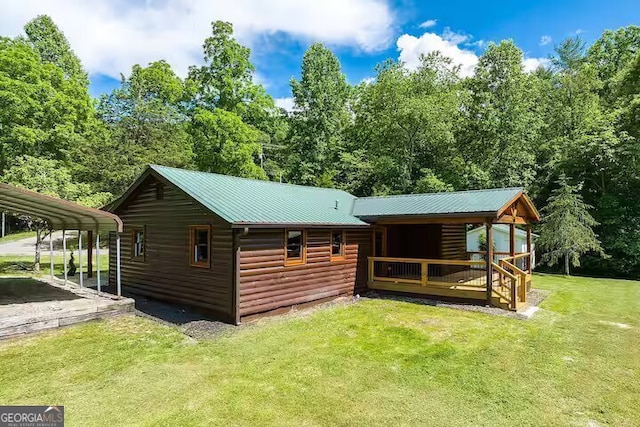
0 183 123 296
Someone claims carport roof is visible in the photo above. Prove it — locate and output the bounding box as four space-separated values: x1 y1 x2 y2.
0 183 123 231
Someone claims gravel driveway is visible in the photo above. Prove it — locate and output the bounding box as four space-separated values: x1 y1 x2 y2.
0 231 107 256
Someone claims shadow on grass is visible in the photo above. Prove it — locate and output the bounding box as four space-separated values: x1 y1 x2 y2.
0 277 82 305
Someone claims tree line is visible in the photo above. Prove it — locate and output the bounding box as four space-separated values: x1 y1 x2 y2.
1 16 639 278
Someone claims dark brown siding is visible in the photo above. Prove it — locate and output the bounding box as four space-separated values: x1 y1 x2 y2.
440 223 467 260
238 228 370 318
440 223 467 275
386 224 441 258
109 176 234 321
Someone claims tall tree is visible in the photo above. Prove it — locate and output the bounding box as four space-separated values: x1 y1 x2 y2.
347 53 462 195
587 26 640 104
23 15 88 85
187 21 275 126
92 60 193 194
0 36 94 172
537 175 605 275
187 21 283 178
190 108 265 179
458 41 541 189
287 43 350 186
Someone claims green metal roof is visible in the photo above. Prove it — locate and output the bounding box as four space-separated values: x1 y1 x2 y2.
352 188 523 219
149 165 368 227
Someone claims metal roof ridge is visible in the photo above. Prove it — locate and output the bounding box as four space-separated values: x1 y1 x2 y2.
354 187 524 201
150 164 356 197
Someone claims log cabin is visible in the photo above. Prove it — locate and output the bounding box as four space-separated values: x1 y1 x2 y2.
107 165 540 324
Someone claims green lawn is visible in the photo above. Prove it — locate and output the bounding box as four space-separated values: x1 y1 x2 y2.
0 274 638 426
0 254 110 276
0 230 35 243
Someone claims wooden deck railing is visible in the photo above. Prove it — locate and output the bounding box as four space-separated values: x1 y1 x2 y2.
468 251 534 273
368 256 486 288
368 254 533 311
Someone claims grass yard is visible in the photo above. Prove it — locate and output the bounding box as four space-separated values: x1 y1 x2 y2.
0 274 639 426
0 254 110 276
0 230 36 243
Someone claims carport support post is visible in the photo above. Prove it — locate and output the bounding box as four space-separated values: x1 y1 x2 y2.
63 230 67 285
87 230 93 278
116 233 122 297
49 230 54 282
78 231 83 288
96 233 101 293
485 222 493 306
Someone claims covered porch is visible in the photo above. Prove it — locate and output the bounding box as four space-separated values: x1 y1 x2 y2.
354 188 539 311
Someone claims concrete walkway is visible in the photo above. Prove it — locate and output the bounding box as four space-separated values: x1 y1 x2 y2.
0 231 108 257
0 276 134 339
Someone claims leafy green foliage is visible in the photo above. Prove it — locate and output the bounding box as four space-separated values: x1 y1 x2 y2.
1 14 640 279
0 36 94 172
347 53 463 195
23 15 88 85
458 41 540 189
286 43 350 186
537 175 605 275
191 108 265 179
92 60 193 194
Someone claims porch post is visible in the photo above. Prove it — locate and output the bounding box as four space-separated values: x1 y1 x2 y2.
116 233 122 297
78 231 83 288
96 232 101 294
509 223 516 260
485 222 493 306
526 223 533 272
62 229 68 285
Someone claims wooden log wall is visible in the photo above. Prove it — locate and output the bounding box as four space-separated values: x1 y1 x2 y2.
440 223 468 275
440 224 467 260
238 228 371 318
109 176 234 322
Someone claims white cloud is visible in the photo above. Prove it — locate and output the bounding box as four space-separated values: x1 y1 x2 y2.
397 30 479 76
398 28 551 77
0 0 395 79
419 19 437 29
361 76 376 85
274 97 295 112
539 35 552 46
523 57 551 72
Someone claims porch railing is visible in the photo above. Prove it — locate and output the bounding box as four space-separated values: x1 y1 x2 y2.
368 254 533 311
368 257 486 288
467 251 534 273
491 261 522 309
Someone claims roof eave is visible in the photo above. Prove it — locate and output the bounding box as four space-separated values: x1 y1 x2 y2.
355 211 498 222
231 222 370 229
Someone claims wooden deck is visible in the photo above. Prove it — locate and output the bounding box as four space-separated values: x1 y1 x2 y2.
368 256 532 310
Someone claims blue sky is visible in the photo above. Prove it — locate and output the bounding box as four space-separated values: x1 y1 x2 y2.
2 0 638 107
